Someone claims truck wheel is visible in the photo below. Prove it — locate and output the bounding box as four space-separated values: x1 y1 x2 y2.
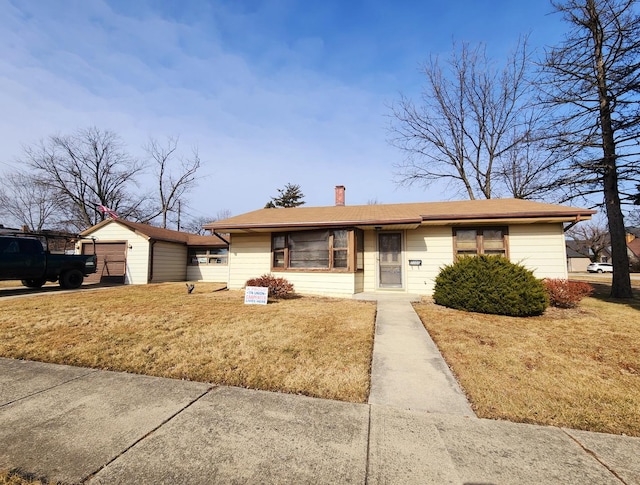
21 278 47 288
60 269 84 289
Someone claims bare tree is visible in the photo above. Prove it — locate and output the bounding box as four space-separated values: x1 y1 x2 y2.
540 0 640 298
0 171 65 231
566 219 610 262
389 39 549 200
23 127 148 230
145 136 201 229
183 210 232 235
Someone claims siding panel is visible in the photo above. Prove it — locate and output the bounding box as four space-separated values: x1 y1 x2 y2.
228 234 272 289
151 241 187 282
509 223 568 279
187 264 229 283
405 226 453 295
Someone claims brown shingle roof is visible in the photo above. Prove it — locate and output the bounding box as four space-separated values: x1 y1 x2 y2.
82 219 227 246
628 238 640 258
204 198 595 232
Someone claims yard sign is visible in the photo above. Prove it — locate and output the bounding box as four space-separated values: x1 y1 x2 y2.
244 286 268 305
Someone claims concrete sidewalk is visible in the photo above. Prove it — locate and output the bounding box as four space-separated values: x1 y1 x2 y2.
1 357 639 484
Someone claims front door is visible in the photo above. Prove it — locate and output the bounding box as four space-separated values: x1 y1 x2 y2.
378 232 402 288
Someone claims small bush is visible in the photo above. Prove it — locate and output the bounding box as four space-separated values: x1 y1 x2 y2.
544 279 593 309
433 255 549 317
245 274 294 299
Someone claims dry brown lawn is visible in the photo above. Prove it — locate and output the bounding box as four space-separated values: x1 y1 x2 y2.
0 282 375 403
413 280 640 437
0 470 52 485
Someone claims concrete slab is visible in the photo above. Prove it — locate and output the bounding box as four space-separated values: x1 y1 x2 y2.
427 414 621 484
367 406 461 484
0 357 95 405
368 300 475 416
0 370 210 484
90 386 369 484
353 292 422 302
564 428 640 484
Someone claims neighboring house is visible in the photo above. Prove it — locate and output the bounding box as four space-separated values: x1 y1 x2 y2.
80 219 228 285
204 187 595 297
566 241 592 273
627 227 640 239
566 228 640 272
627 232 640 272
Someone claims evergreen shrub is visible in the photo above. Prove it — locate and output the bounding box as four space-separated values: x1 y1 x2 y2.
245 274 295 299
433 255 549 317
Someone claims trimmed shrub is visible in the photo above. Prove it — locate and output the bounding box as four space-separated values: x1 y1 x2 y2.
433 255 549 317
245 274 295 299
544 279 593 309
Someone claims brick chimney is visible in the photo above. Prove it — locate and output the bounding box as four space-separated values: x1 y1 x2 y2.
335 185 346 206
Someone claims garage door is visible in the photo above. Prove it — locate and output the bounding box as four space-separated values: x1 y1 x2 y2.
82 242 126 284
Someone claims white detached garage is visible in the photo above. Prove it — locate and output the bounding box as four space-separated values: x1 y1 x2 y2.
80 219 228 285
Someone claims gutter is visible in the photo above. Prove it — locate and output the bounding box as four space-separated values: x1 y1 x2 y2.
563 215 585 233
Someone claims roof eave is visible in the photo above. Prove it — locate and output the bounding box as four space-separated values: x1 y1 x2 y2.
420 215 593 226
208 218 423 233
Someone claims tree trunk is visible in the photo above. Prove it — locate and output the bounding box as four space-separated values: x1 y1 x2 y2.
589 0 632 298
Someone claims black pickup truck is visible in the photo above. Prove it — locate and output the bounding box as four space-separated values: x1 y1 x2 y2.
0 232 97 289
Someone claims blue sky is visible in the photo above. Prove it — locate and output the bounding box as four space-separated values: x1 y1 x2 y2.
0 0 568 222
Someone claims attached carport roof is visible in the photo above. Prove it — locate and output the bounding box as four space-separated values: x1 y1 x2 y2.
204 198 595 233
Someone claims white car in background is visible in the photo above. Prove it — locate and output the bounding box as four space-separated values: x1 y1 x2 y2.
587 262 614 273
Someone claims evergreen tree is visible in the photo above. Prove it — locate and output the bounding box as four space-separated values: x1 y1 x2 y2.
265 183 306 208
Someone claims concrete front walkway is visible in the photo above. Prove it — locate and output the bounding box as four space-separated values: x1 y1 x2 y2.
366 296 475 416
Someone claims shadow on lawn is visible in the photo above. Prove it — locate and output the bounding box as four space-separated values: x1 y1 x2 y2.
0 282 123 299
572 279 640 311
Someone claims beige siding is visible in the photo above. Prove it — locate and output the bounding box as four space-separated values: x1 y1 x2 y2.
276 272 356 297
187 264 229 283
406 226 454 295
227 223 568 297
361 228 452 295
84 223 150 284
151 241 187 282
509 223 568 279
362 230 377 292
228 234 272 289
228 233 356 296
355 271 364 293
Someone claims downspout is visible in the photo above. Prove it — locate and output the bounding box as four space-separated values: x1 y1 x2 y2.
213 231 231 289
564 215 582 233
148 239 156 283
213 231 230 245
